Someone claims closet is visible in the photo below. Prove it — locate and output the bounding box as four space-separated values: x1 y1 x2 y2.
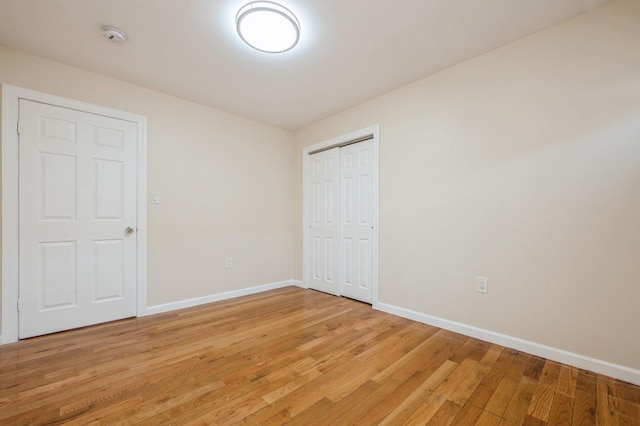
306 136 376 303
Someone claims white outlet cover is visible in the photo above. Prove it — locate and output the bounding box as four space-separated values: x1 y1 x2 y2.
477 277 488 294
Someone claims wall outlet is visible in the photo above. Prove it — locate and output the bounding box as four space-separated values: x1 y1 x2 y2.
225 257 233 269
477 277 488 294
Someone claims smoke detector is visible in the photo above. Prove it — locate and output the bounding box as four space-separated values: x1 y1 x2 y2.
101 26 128 43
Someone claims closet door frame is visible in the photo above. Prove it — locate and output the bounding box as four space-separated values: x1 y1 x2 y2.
302 125 379 308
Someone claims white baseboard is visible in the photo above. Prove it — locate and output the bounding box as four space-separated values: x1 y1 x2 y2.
144 280 297 316
292 280 305 288
376 302 640 386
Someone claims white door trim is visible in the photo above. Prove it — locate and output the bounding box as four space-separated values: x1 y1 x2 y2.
302 125 380 308
1 84 148 343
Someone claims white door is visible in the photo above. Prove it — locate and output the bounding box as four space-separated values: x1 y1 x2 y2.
19 99 138 338
340 140 374 303
307 139 375 303
308 147 340 296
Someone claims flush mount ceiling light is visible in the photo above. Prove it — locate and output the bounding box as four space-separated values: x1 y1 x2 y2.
236 1 300 53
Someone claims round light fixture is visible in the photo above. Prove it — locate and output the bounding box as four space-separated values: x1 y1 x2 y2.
236 2 300 53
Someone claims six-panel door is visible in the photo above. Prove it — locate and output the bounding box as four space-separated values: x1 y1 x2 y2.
341 140 374 303
19 99 138 338
308 148 341 296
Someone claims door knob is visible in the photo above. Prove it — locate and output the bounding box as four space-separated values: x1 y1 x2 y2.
125 227 135 234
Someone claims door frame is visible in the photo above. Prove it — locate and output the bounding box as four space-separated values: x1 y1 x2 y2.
302 125 380 308
1 84 148 343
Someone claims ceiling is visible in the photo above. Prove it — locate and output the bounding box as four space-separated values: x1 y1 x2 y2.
0 0 608 129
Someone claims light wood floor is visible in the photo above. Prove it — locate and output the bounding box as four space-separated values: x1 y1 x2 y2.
1 287 639 425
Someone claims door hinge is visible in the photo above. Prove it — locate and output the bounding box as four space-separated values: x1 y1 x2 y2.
17 121 25 136
17 299 22 312
16 121 20 135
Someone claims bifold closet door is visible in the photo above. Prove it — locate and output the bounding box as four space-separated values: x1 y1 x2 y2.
308 147 340 296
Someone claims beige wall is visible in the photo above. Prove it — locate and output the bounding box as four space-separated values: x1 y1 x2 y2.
0 45 295 319
294 0 640 370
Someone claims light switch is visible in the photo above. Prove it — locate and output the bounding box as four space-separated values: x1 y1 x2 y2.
151 191 160 204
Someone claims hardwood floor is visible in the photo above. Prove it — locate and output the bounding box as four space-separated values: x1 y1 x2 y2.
1 287 639 425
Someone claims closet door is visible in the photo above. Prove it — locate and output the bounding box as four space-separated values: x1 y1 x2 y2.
340 140 374 303
308 148 340 296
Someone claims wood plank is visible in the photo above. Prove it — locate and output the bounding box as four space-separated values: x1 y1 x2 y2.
448 344 503 407
378 360 458 425
479 348 516 391
526 360 561 422
523 356 546 381
503 376 537 424
483 377 518 418
572 368 597 426
597 376 622 426
451 402 484 424
346 334 466 424
336 369 430 424
547 391 574 426
466 384 495 411
403 358 478 424
616 380 640 405
556 364 578 398
523 414 548 425
427 400 461 425
573 389 597 426
475 410 505 425
283 397 334 426
289 379 379 425
617 399 640 424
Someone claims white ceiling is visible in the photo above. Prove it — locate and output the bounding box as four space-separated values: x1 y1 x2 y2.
0 0 608 129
